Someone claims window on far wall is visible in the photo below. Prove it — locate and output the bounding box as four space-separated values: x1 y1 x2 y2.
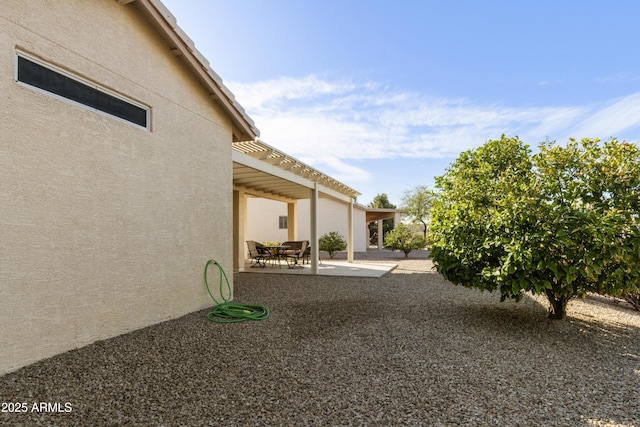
15 53 149 129
279 216 288 229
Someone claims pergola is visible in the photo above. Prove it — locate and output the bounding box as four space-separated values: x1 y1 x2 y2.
232 139 360 274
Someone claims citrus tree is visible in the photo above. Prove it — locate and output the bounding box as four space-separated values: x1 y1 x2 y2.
428 135 640 319
384 223 427 257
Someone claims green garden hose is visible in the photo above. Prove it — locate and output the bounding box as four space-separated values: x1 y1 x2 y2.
204 259 270 323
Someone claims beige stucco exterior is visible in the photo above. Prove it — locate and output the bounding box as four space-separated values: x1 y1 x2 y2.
0 0 251 374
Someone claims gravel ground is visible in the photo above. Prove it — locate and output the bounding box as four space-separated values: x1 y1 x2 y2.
1 250 639 426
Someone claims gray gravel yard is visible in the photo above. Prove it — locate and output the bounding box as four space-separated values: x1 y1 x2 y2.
1 250 639 426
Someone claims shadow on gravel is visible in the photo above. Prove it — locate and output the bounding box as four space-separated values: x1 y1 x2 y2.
1 256 638 427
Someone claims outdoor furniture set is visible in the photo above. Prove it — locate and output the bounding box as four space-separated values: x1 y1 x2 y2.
246 240 310 269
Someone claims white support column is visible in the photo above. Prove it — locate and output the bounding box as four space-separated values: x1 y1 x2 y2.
233 189 247 272
394 211 402 226
377 219 384 249
366 221 371 250
347 198 354 263
310 184 319 274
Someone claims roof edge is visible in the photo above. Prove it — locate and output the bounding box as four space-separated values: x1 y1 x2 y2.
117 0 259 141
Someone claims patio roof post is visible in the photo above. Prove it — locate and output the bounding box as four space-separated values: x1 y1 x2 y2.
287 201 297 241
233 188 247 272
310 184 319 274
394 211 402 226
365 220 371 250
377 219 384 249
347 198 354 263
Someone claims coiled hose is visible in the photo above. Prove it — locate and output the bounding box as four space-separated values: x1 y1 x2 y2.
204 259 270 323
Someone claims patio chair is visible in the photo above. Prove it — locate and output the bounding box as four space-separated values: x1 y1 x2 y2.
303 245 310 264
255 241 267 255
281 241 300 261
284 240 309 268
247 240 269 268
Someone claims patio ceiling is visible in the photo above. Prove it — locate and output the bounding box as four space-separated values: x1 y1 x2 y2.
366 208 404 222
233 140 360 202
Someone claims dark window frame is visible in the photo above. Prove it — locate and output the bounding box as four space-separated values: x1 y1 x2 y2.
15 53 149 129
278 216 288 229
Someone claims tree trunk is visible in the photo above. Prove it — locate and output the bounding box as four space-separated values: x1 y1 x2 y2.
545 289 569 320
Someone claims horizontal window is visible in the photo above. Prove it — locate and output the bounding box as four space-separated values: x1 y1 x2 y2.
16 54 149 129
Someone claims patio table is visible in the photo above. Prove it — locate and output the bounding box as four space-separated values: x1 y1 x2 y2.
262 245 290 268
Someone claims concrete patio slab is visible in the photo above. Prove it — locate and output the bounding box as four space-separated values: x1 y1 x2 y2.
241 259 397 277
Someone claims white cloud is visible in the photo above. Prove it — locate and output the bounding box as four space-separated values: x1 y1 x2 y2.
596 73 640 84
538 79 565 86
230 75 365 110
227 75 640 183
565 93 640 141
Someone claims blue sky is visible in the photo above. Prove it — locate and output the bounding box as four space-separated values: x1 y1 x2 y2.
162 0 640 206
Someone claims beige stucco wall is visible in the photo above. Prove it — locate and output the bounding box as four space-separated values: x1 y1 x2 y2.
0 0 235 374
354 205 368 251
298 198 368 253
246 198 291 244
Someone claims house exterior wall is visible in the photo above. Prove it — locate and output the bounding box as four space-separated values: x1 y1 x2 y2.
354 206 368 251
246 198 290 244
0 0 235 374
246 198 368 253
297 198 368 253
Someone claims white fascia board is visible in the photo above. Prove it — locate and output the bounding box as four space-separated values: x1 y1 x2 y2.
316 185 354 203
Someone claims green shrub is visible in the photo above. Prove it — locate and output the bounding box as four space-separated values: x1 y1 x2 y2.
319 231 347 259
384 223 427 257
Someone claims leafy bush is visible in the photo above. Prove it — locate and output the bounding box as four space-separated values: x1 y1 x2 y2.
319 231 347 259
428 136 640 320
384 223 427 257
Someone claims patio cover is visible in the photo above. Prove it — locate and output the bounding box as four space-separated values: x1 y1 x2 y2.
366 208 404 249
232 140 360 273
